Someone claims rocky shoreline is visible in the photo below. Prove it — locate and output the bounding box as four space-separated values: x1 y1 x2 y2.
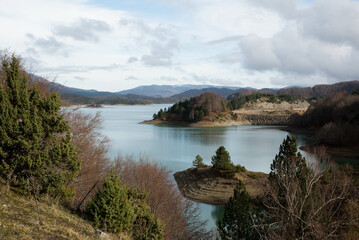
174 167 268 204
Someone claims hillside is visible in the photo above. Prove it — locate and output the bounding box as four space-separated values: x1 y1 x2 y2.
0 186 127 240
148 92 228 124
289 91 359 151
228 80 359 100
170 87 245 99
141 92 310 126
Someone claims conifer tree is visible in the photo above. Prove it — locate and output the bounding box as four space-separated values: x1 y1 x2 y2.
217 181 258 240
211 146 233 170
86 171 164 239
193 154 205 168
0 54 80 198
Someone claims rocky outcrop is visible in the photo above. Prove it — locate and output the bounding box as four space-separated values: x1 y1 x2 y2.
174 167 268 205
240 114 290 125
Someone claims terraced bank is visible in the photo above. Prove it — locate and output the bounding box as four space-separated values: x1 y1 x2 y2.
174 167 268 204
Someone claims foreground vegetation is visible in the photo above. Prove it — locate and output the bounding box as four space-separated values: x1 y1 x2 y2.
217 136 359 240
0 185 103 240
0 52 212 239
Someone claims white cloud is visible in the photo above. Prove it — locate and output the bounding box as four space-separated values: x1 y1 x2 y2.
53 18 112 42
0 0 358 91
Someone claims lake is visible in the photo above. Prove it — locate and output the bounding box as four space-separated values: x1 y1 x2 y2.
79 104 310 230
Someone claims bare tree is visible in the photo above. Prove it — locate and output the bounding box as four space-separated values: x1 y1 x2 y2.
113 155 214 240
63 109 111 210
258 142 352 240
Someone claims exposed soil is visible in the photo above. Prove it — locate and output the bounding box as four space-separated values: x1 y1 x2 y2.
174 167 268 204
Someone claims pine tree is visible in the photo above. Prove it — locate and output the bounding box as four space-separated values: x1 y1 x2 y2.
269 135 309 187
217 181 258 240
193 154 205 168
211 146 233 170
86 171 164 239
0 54 80 198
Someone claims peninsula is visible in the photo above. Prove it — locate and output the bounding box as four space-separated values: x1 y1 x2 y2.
140 92 309 127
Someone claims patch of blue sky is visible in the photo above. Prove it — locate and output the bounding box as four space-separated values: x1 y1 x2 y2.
88 0 184 19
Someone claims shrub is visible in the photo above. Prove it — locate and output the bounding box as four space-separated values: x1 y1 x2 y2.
247 173 259 179
86 171 164 239
234 164 246 173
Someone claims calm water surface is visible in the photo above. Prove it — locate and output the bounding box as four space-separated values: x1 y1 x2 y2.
79 104 309 230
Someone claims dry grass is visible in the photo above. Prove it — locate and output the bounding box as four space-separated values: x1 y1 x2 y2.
0 185 132 240
0 185 97 240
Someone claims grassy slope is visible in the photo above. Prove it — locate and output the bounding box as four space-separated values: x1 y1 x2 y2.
0 185 98 240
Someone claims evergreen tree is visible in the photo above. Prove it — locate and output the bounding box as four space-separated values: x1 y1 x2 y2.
86 171 164 239
211 146 233 170
193 154 205 168
0 54 80 198
217 181 258 240
269 135 309 187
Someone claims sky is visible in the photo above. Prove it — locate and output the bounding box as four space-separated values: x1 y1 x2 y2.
1 0 359 91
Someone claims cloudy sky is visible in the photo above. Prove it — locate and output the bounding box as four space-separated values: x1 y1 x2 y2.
1 0 358 91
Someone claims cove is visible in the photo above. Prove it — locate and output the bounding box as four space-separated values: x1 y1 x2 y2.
79 104 309 230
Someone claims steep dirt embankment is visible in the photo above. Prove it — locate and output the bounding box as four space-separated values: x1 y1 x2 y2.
234 100 309 125
174 167 268 204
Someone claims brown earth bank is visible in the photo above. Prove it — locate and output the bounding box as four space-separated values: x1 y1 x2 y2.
174 167 268 205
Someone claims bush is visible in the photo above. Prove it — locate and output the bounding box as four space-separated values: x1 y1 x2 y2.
233 164 246 173
86 171 164 239
247 173 259 179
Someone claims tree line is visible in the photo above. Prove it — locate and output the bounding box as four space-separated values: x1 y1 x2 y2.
290 90 359 146
153 99 210 122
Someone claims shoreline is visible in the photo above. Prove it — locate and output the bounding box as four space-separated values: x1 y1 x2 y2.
174 167 268 205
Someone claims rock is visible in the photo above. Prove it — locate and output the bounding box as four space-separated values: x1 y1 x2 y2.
96 229 109 240
2 204 10 209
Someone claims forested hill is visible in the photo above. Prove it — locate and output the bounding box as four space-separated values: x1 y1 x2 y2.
170 87 247 99
153 92 228 122
228 80 359 100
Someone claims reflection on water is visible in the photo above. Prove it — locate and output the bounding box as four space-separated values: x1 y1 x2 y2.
78 104 312 231
211 205 225 223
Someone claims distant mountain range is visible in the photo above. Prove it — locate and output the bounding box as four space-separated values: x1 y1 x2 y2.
44 78 359 105
59 84 241 98
116 84 240 98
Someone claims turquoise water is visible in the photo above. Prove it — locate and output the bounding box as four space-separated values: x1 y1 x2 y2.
79 104 309 230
